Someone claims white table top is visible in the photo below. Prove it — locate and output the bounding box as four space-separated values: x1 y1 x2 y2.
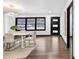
9 31 34 36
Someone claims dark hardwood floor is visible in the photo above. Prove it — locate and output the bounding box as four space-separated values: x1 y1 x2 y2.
26 36 72 59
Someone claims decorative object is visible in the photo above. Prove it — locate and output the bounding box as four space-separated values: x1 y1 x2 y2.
10 25 16 31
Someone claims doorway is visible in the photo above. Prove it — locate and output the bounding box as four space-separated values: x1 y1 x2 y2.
51 17 60 35
67 2 73 48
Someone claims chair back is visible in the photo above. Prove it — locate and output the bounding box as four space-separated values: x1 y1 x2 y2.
4 33 14 43
31 31 36 40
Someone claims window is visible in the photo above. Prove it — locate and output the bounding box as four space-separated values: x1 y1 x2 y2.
16 18 26 31
26 18 35 30
36 18 45 30
16 17 46 31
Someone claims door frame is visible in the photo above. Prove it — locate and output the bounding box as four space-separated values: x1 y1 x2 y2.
67 2 73 48
51 17 60 35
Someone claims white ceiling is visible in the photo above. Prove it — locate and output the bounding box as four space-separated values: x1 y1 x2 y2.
4 0 68 14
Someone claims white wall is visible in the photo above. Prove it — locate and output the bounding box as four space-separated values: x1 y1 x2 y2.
4 13 60 35
60 0 72 44
74 0 79 58
70 7 72 36
3 14 15 33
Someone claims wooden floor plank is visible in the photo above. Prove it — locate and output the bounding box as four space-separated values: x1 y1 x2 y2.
26 36 72 59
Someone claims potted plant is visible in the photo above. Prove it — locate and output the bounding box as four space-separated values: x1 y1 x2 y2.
10 25 16 31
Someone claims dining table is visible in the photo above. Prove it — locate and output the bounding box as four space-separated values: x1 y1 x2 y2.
9 31 32 48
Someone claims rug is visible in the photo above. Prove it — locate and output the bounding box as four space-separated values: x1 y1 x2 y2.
3 46 36 59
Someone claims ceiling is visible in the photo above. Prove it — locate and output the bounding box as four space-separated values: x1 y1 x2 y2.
4 0 68 14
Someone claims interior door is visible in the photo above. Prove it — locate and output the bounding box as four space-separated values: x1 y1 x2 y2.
67 2 73 48
51 17 60 35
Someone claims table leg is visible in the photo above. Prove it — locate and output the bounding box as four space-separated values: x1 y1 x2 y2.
21 36 24 48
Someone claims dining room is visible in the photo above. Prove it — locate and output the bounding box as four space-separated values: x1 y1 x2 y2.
3 0 73 59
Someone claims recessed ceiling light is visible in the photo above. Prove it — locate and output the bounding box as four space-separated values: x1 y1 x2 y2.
5 12 18 17
4 2 19 10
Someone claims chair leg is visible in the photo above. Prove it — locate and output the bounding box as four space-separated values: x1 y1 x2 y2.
6 43 11 49
17 41 20 47
7 43 9 49
33 40 36 45
25 41 27 47
4 43 6 49
28 40 30 45
25 41 30 47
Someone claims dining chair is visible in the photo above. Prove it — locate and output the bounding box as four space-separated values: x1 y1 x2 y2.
4 33 21 50
24 31 36 47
